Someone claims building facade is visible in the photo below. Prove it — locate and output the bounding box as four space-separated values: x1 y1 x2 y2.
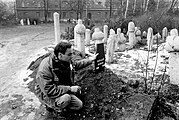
16 0 120 22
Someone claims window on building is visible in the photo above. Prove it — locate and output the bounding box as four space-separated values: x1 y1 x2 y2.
62 1 67 8
98 12 101 16
24 12 28 17
54 5 59 8
48 12 51 18
87 13 92 19
105 12 108 17
37 2 41 7
63 12 66 18
22 2 25 7
36 12 40 17
70 12 73 18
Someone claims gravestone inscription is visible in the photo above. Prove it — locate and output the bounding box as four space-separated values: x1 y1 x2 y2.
94 43 105 73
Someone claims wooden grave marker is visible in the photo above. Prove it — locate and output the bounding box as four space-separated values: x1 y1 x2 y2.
95 43 105 73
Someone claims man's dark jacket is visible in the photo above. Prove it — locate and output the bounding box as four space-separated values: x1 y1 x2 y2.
35 52 92 108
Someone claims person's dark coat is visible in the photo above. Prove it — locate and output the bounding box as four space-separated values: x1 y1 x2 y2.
35 52 93 108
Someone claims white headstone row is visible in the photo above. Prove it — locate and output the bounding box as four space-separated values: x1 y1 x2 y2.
20 18 37 26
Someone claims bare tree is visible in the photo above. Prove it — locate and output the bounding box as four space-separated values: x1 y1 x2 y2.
43 0 48 23
168 0 178 12
124 0 129 18
121 0 124 17
133 0 137 14
110 0 112 18
143 0 146 12
145 0 150 12
62 0 87 20
156 0 160 10
0 1 7 21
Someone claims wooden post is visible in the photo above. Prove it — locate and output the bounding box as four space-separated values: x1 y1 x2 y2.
53 12 60 44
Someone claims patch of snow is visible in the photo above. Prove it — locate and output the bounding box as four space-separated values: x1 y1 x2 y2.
106 45 169 80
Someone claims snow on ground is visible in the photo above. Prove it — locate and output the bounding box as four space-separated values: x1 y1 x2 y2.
106 43 169 81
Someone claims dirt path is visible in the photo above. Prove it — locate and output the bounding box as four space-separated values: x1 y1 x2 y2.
0 24 57 119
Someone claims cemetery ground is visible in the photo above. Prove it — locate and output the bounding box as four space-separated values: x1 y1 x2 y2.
0 23 178 120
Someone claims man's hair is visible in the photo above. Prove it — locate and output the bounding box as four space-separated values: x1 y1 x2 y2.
54 41 72 56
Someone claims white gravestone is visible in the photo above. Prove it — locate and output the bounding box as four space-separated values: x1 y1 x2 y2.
147 27 154 51
157 33 161 43
117 28 126 51
162 27 168 42
20 19 24 26
142 31 147 39
135 29 141 43
169 52 179 85
74 23 77 47
117 28 121 39
92 28 104 48
128 22 136 48
165 29 179 85
106 29 116 63
170 28 178 36
103 25 108 43
75 19 86 57
120 33 127 43
27 18 30 25
153 33 161 44
118 33 126 52
53 12 60 44
34 20 36 25
85 29 91 46
117 28 122 50
165 29 179 52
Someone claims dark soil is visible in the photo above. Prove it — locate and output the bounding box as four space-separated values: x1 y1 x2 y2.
27 49 179 120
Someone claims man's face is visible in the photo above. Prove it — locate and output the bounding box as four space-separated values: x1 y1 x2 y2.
58 48 72 62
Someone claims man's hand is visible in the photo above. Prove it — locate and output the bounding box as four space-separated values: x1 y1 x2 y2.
70 86 81 93
89 53 99 61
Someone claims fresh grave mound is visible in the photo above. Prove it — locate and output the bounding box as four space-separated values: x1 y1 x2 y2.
27 51 154 120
